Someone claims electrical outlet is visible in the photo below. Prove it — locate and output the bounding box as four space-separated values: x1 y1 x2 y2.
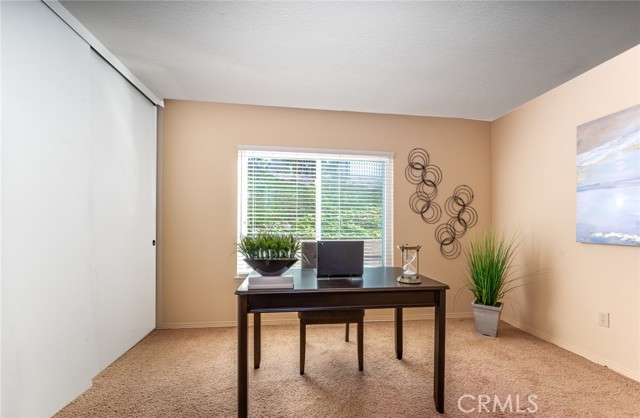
598 312 610 328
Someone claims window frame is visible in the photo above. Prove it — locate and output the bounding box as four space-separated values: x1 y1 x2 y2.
237 145 394 276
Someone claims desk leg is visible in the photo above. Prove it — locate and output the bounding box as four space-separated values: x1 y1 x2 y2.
434 289 446 413
253 312 261 369
237 296 248 418
394 307 403 360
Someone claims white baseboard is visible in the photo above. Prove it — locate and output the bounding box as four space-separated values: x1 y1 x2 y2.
158 320 239 329
502 317 640 382
158 311 474 330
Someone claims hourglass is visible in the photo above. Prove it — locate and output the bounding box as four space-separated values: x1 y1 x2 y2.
397 244 421 284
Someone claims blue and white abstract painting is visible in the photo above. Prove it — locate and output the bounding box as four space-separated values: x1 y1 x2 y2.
576 105 640 246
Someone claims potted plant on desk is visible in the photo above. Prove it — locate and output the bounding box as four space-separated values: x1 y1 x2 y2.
237 231 301 276
463 228 523 338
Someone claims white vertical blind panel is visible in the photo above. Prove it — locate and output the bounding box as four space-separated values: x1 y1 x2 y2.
1 2 95 416
90 50 157 370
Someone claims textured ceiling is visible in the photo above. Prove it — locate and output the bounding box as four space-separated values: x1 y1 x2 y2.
60 1 640 121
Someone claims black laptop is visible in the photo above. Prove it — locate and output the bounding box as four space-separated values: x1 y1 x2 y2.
315 240 364 277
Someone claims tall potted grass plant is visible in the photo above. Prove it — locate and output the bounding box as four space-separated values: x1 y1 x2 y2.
463 228 521 337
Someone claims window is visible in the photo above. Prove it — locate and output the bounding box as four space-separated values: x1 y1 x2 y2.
237 146 394 274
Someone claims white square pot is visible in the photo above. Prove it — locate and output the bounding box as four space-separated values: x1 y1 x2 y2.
471 299 503 338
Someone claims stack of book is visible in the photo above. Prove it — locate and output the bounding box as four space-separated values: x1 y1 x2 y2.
247 270 294 289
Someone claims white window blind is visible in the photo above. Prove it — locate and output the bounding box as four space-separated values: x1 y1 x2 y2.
237 146 394 274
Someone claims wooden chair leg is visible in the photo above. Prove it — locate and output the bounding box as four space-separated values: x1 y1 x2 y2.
300 321 306 375
298 310 365 375
357 318 364 371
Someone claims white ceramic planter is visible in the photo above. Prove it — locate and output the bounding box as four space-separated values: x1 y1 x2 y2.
471 299 503 338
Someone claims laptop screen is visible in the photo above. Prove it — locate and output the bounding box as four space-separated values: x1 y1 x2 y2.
315 240 364 277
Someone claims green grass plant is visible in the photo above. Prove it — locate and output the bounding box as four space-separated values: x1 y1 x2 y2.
237 231 301 260
463 228 521 307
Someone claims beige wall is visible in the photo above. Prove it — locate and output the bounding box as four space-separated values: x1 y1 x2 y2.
159 45 639 381
159 102 491 327
492 46 640 380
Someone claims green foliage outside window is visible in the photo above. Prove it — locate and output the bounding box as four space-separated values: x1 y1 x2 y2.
246 157 383 240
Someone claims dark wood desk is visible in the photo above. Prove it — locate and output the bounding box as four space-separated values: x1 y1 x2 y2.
235 267 449 417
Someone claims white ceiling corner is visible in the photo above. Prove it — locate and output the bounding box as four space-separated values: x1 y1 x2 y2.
59 1 640 121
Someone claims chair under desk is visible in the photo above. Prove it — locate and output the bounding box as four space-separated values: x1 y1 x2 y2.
298 240 364 375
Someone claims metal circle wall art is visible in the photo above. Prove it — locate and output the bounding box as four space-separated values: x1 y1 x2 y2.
444 185 478 235
405 148 442 224
404 148 478 260
435 223 461 259
435 185 477 259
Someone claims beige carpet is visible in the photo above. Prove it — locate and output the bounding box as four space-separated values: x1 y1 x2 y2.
56 318 640 417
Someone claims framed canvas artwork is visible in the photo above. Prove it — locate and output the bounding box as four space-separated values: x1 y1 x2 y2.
576 105 640 246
